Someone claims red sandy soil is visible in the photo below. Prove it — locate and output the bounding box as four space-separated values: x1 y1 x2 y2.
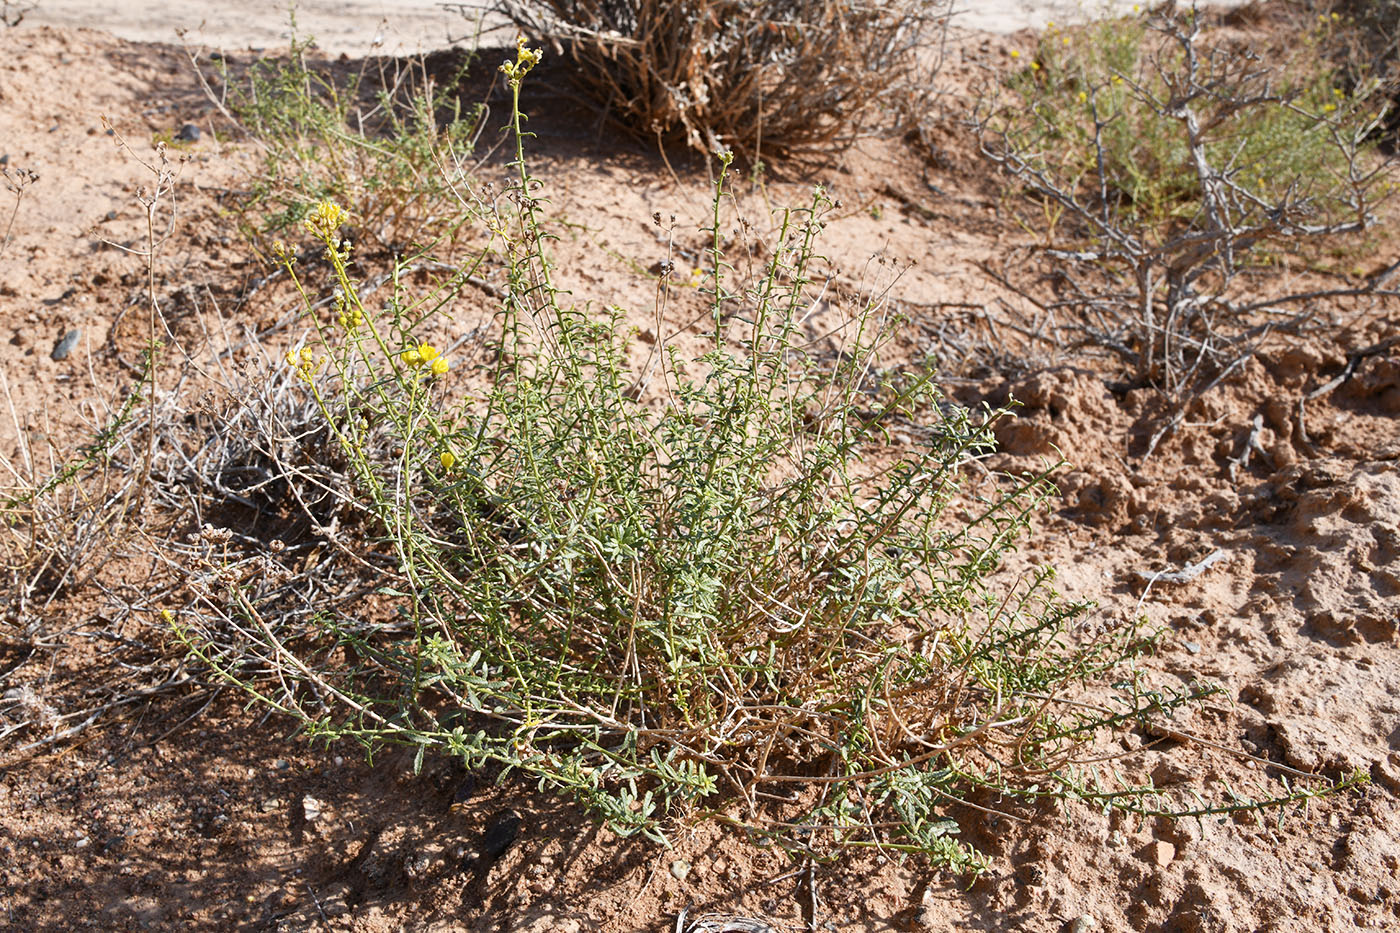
1 12 1398 933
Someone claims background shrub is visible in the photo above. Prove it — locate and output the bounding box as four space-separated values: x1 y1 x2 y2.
486 0 950 164
216 32 483 253
977 5 1396 438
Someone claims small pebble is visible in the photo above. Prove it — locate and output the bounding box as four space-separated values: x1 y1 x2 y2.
51 329 81 361
1069 916 1098 933
1183 641 1202 654
301 795 326 822
1141 840 1177 867
273 758 290 771
669 859 690 881
259 797 282 813
74 836 90 849
0 154 8 165
175 123 201 143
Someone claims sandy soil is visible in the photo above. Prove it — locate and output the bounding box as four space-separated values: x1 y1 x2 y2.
20 0 1255 53
1 5 1397 933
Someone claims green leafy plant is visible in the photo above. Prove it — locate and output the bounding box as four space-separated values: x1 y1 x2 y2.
215 27 483 253
176 42 1349 865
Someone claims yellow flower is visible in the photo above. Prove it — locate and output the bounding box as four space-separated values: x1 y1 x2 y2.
1078 91 1088 104
440 449 456 471
500 35 543 87
1010 49 1020 59
304 200 348 239
160 609 174 623
400 342 448 374
285 345 323 383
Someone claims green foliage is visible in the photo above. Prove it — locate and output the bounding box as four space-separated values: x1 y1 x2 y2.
175 43 1350 866
225 28 482 252
993 10 1387 238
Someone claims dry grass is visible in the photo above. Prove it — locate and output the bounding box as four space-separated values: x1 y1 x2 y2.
487 0 951 165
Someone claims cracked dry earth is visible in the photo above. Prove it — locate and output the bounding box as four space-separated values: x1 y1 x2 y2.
1 12 1399 933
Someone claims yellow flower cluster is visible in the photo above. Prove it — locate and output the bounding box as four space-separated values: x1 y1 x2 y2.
284 345 323 383
500 36 543 88
401 342 450 376
336 297 363 331
304 200 348 240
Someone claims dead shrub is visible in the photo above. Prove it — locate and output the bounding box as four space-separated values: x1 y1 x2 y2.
482 0 950 164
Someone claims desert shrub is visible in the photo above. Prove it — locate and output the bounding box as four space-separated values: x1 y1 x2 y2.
173 48 1346 864
484 0 950 164
978 5 1396 443
217 31 483 253
995 12 1375 231
1331 0 1400 72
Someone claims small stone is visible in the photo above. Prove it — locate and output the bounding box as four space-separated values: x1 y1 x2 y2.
259 797 282 813
1140 840 1177 867
1183 640 1202 654
273 759 291 771
74 836 90 849
175 123 201 143
669 858 690 881
50 329 80 361
301 795 326 822
0 154 8 165
1068 916 1098 933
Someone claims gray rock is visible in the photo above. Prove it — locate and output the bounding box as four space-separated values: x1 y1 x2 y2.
175 123 201 143
51 329 80 361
